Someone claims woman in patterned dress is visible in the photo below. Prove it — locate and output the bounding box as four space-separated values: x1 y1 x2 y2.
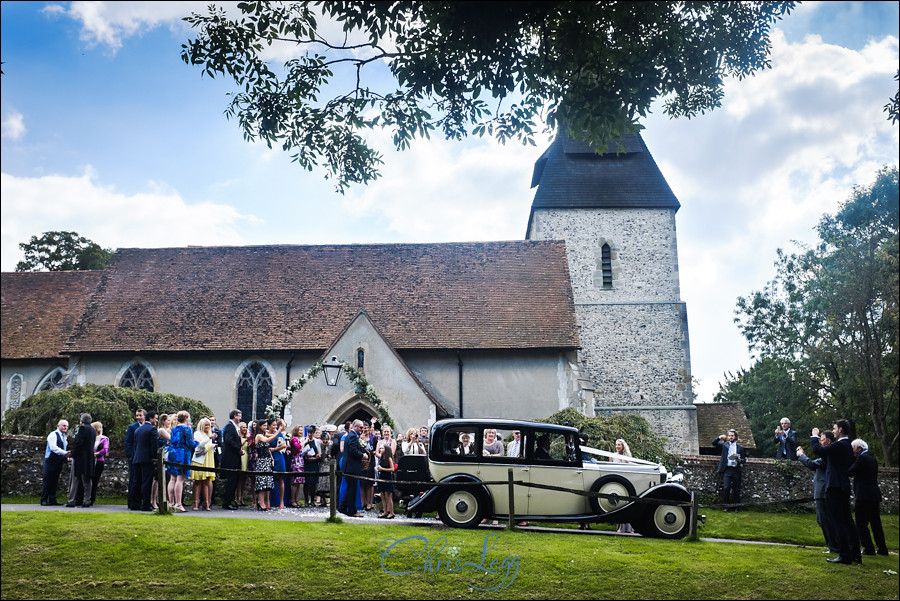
254 420 283 510
303 426 323 507
166 411 196 512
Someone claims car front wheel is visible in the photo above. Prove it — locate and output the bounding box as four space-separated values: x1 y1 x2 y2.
437 486 489 528
634 486 691 539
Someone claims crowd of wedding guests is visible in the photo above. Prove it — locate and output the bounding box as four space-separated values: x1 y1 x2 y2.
40 408 436 514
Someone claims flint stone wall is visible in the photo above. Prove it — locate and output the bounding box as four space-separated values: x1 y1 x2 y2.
676 455 899 513
1 434 129 496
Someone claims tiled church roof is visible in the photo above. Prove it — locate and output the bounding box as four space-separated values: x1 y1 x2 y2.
528 131 680 216
1 271 103 360
695 402 757 452
62 241 579 353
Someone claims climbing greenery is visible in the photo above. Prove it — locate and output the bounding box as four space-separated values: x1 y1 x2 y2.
268 359 395 428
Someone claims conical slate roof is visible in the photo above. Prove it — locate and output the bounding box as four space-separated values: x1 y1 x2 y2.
528 131 679 233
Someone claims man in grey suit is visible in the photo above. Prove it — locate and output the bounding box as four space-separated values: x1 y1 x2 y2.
797 431 838 554
774 417 798 460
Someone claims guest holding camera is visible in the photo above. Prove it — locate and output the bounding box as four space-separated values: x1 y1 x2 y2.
713 429 746 512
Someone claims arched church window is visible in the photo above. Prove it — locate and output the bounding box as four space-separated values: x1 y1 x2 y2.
357 348 365 370
601 243 613 289
120 363 154 392
237 362 273 421
37 367 66 393
7 374 24 411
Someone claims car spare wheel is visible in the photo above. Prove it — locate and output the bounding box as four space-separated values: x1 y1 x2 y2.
589 475 636 515
437 486 489 529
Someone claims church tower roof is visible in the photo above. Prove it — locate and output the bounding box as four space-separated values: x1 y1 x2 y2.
527 131 680 235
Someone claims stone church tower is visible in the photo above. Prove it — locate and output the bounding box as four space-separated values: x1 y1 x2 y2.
526 132 698 454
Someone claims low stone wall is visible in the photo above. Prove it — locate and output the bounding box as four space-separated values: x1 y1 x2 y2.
676 455 899 513
1 434 129 497
3 434 898 513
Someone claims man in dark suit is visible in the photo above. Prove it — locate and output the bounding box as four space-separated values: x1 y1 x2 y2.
811 420 861 565
133 410 159 512
66 414 96 507
713 429 746 512
221 410 244 510
797 431 839 554
339 419 365 517
774 417 798 460
124 409 145 510
849 439 888 556
41 420 69 506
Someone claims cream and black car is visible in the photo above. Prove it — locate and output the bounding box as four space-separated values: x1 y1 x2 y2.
407 419 692 538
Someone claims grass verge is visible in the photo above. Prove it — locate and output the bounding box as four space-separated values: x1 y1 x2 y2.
0 510 898 600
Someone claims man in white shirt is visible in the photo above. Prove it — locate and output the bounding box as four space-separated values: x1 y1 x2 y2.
506 430 522 458
713 429 747 512
41 420 70 506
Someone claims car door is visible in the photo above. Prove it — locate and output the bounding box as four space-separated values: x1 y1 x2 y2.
525 429 587 516
475 427 530 516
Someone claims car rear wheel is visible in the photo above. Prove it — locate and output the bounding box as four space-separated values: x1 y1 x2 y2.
437 486 489 528
634 486 691 539
588 475 636 515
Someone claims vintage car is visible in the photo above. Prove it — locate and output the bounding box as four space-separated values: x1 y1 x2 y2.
406 418 692 538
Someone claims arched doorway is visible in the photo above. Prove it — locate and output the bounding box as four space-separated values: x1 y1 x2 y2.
329 396 379 428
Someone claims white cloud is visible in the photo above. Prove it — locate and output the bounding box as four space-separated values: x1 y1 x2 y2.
1 111 26 141
43 1 210 51
644 28 899 402
342 130 551 244
1 168 259 271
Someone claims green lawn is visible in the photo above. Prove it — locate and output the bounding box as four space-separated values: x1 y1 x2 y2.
1 507 898 600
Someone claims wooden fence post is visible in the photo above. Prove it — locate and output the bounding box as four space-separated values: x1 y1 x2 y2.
329 462 337 520
507 468 516 531
688 491 699 541
157 447 167 514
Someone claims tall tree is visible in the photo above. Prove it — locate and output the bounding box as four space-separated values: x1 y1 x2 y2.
714 357 827 459
16 231 112 272
735 166 899 465
182 1 795 191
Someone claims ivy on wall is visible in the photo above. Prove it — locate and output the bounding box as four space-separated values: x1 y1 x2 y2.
267 359 395 428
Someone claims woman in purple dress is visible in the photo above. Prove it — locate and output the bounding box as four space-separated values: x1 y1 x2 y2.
288 425 305 507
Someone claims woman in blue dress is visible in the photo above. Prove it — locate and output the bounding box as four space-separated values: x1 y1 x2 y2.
166 411 197 512
269 419 289 509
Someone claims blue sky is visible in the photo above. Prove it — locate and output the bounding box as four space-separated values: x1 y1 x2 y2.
2 1 898 403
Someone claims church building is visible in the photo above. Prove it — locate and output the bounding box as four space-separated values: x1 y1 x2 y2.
1 133 699 454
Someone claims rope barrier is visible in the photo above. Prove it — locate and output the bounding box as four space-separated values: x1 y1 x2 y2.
161 460 691 507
